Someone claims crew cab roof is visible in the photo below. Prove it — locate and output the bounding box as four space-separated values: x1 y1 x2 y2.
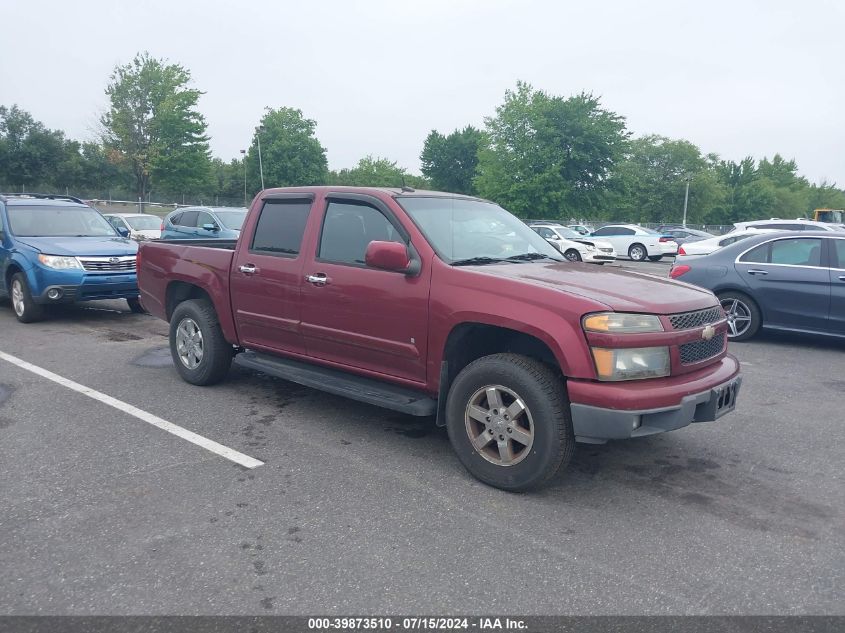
258 185 486 201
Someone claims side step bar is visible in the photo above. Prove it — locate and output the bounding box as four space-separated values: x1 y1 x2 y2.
234 351 437 417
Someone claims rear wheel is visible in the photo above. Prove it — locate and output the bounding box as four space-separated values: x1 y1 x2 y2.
169 299 233 385
445 353 574 492
10 273 44 323
718 291 761 341
127 297 146 314
563 249 582 262
628 243 647 261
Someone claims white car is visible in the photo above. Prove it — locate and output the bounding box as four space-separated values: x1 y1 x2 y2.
589 224 678 262
529 223 617 263
730 219 845 233
103 213 162 240
676 228 776 257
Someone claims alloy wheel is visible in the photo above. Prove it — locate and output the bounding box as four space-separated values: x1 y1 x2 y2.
464 385 534 466
721 297 753 338
175 318 204 369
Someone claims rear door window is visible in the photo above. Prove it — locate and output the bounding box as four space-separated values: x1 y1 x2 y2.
740 238 824 267
178 211 198 227
833 239 845 268
250 199 312 256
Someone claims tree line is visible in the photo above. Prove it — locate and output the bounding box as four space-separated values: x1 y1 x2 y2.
1 53 843 223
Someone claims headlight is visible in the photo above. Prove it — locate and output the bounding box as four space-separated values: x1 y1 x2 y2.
583 312 664 333
38 254 82 270
591 346 670 381
584 244 596 251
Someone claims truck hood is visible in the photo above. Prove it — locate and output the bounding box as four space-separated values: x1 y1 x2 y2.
15 236 138 257
468 261 718 314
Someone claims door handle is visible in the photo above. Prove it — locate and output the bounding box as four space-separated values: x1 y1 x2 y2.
747 269 769 275
239 264 257 274
839 275 845 281
306 273 329 286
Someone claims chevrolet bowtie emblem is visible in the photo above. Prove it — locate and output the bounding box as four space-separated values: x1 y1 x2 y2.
702 325 716 341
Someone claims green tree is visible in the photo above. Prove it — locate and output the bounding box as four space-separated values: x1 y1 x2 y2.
420 126 483 194
328 155 428 188
611 135 725 224
0 104 67 189
475 82 628 218
211 157 247 206
246 107 328 192
101 52 212 200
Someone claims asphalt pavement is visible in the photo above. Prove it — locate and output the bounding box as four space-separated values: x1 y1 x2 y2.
0 260 843 615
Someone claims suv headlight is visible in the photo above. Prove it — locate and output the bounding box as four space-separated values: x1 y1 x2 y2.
583 312 664 333
38 254 82 270
591 346 670 381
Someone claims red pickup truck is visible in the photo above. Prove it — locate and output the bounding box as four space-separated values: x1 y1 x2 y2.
138 187 741 491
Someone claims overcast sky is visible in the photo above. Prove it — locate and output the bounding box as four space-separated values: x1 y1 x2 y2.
3 0 843 185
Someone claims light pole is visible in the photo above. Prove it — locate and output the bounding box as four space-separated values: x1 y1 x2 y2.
682 177 691 228
256 125 265 191
240 149 247 206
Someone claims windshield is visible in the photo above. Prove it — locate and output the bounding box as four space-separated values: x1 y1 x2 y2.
554 227 582 240
398 197 562 263
8 206 118 237
215 210 247 230
125 215 161 231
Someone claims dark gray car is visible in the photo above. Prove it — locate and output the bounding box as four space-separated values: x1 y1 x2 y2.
659 226 715 246
669 231 845 341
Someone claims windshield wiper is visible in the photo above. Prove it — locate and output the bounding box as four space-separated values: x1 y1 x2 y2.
451 256 507 266
505 253 560 262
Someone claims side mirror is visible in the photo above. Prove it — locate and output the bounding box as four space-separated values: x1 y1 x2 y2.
117 227 130 237
202 223 219 232
365 241 410 272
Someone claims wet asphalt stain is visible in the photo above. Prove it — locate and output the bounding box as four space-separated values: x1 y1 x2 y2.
823 380 845 390
131 346 173 368
102 329 143 342
260 597 275 610
0 384 12 406
573 452 841 540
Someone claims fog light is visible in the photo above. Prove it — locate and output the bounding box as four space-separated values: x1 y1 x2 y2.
47 288 62 300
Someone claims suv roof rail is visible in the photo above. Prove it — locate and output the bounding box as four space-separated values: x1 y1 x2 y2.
0 192 86 204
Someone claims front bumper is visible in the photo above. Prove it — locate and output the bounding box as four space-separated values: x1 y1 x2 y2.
583 251 617 263
567 355 742 443
32 268 139 304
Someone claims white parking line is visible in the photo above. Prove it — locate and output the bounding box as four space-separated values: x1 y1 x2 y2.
0 350 264 469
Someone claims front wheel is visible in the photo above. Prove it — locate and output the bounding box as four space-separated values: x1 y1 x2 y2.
445 353 575 492
10 273 44 323
563 249 582 262
169 299 233 385
718 291 761 341
628 243 647 261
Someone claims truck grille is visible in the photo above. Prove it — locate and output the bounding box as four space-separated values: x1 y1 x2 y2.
78 256 136 272
679 333 725 365
669 307 723 330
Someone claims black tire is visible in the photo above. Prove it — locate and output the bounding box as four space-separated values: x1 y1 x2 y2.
628 243 647 261
445 353 575 492
563 249 582 262
718 291 762 342
169 299 233 385
648 255 663 262
10 273 44 323
127 297 147 314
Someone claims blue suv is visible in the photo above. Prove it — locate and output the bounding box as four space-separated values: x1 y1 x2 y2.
0 194 142 323
160 206 247 240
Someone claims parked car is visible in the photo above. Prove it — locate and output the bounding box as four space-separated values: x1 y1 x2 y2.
528 223 617 263
103 213 162 241
728 219 845 233
0 193 141 322
161 206 248 240
670 231 845 340
676 228 775 257
590 224 678 261
139 186 741 492
659 227 715 247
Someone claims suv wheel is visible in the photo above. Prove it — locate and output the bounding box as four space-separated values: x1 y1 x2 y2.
10 273 44 323
445 353 575 492
628 243 647 261
169 299 233 385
